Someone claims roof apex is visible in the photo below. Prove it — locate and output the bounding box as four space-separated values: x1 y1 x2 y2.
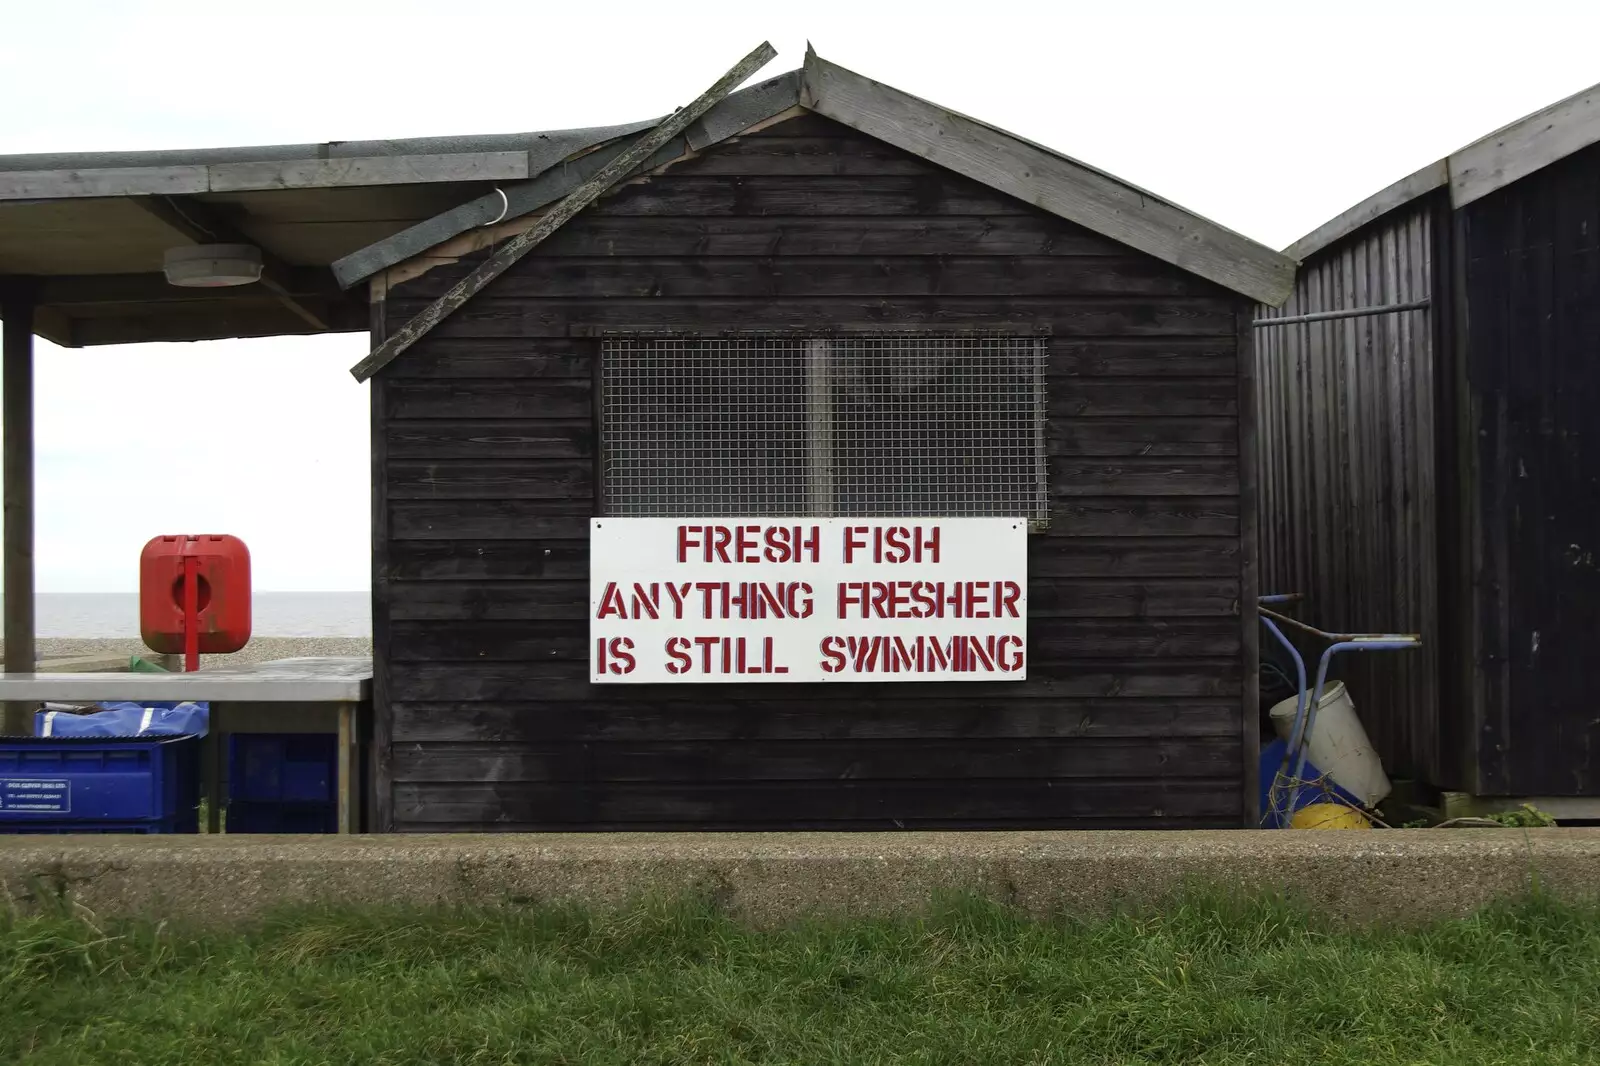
799 52 1295 305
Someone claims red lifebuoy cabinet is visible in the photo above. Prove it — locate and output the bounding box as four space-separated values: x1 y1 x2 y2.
140 535 251 670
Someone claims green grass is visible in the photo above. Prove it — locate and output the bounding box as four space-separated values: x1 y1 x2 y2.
3 891 1598 1065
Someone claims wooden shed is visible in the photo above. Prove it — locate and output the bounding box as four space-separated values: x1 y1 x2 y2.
349 49 1295 832
1255 80 1600 809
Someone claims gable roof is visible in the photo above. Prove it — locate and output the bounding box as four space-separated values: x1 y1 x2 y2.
1286 78 1600 262
0 120 665 346
799 53 1294 306
339 50 1294 307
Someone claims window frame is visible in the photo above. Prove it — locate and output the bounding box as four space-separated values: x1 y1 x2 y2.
597 330 1050 525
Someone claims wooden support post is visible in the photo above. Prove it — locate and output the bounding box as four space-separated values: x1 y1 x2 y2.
2 287 34 736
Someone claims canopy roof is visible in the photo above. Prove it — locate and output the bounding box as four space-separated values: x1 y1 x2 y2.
0 120 657 345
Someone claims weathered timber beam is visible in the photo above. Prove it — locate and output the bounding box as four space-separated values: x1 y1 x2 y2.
0 151 530 200
349 41 779 381
67 302 370 347
799 49 1297 306
35 270 340 307
131 195 331 330
1449 81 1600 207
330 70 801 290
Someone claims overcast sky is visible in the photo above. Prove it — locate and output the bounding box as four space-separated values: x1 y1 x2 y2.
3 0 1597 591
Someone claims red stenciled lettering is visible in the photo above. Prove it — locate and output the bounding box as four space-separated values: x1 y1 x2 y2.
849 636 882 673
755 584 784 619
999 635 1025 672
968 636 997 672
807 634 1022 675
946 634 967 672
891 635 919 673
630 583 661 620
820 636 846 673
598 636 635 675
665 637 693 674
693 636 720 673
882 525 908 563
735 525 758 562
709 526 733 563
595 582 626 620
663 582 692 620
834 581 1025 620
695 582 727 618
766 636 788 674
919 525 941 563
843 526 869 564
683 525 822 564
966 581 988 619
800 525 820 562
996 581 1022 619
763 526 789 563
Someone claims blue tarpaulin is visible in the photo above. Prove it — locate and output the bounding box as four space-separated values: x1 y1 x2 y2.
35 702 209 738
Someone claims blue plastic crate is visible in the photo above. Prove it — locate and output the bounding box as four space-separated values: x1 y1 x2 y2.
0 736 200 833
228 734 336 804
3 818 192 835
226 800 337 834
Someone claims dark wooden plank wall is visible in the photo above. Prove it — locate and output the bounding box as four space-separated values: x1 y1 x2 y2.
1253 196 1443 784
1462 141 1600 795
376 114 1250 831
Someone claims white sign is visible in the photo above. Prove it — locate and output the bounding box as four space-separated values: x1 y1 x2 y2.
590 518 1027 683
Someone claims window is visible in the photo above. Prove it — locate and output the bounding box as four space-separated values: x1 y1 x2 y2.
601 334 1047 521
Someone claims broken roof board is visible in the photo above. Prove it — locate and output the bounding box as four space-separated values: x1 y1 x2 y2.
331 71 805 290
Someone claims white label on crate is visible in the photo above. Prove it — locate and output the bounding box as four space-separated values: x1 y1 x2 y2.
0 779 71 813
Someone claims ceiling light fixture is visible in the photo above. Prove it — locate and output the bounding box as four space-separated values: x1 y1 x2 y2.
162 244 264 288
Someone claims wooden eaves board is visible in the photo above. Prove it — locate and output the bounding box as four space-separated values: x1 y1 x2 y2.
799 50 1295 307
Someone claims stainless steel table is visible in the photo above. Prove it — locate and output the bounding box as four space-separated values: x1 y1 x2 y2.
0 657 371 832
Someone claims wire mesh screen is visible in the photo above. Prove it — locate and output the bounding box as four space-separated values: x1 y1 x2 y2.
602 335 1047 520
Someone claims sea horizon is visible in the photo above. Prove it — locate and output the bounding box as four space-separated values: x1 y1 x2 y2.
1 591 372 638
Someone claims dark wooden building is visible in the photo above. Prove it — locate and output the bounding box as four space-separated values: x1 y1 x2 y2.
348 52 1295 832
1255 80 1600 804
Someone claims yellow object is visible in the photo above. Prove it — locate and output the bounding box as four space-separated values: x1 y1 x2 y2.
1289 803 1371 830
